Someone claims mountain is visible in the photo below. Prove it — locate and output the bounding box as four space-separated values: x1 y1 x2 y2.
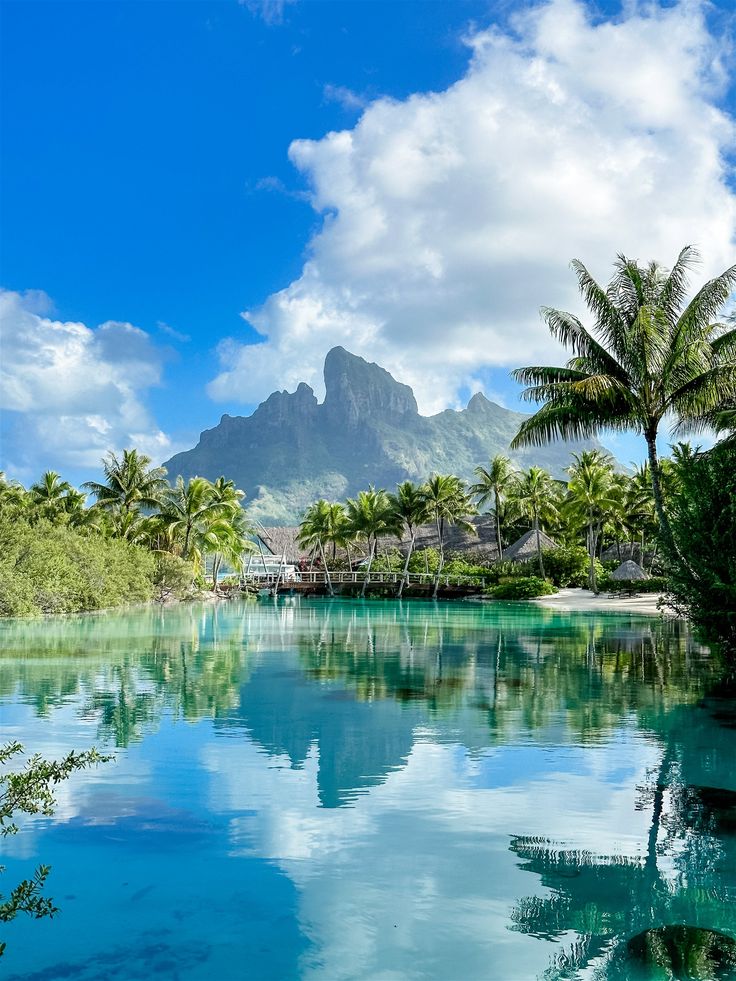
164 347 611 524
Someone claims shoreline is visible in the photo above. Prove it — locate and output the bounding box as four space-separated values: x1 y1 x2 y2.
527 587 676 617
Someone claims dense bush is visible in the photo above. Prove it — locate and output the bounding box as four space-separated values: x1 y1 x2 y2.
152 552 195 602
0 519 156 616
541 545 605 588
487 576 557 599
663 440 736 650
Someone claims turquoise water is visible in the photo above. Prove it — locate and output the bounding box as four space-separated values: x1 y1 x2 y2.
1 598 735 980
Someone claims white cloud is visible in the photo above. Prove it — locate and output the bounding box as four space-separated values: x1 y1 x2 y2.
0 289 174 475
240 0 296 27
210 0 736 414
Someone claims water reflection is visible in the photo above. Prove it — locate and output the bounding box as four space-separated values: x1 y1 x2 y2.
1 598 734 980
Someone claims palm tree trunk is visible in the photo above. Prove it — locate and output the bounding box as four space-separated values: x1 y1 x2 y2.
398 528 415 598
645 432 679 562
318 538 334 596
588 514 595 591
432 517 444 599
361 538 375 598
495 489 502 561
534 515 545 579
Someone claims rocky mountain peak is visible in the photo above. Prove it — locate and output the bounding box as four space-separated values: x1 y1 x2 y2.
322 346 418 425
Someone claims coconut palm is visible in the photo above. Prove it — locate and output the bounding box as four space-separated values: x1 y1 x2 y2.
29 471 73 521
84 449 168 516
208 478 249 588
421 475 476 598
564 451 619 591
0 476 28 521
469 455 517 559
159 476 235 567
510 467 559 578
345 488 401 597
298 500 337 595
511 248 736 558
389 481 431 598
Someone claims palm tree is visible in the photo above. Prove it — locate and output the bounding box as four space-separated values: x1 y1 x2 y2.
389 481 431 598
159 476 235 569
421 475 476 598
510 248 736 559
29 471 72 521
0 473 29 520
208 478 249 588
84 449 168 516
345 488 401 597
298 500 336 595
469 455 517 560
510 467 559 578
564 451 619 592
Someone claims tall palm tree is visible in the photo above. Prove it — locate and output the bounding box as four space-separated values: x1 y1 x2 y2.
469 455 517 560
159 476 232 565
29 471 72 521
298 500 336 595
345 488 401 597
564 451 619 592
421 475 476 598
208 478 249 587
389 481 431 598
511 467 559 578
510 248 736 558
84 449 168 516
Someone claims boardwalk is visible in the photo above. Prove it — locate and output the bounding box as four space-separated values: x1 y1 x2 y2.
241 570 484 597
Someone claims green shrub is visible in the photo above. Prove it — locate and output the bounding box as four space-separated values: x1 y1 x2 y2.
0 518 155 616
369 548 404 574
152 552 194 601
408 547 440 574
487 576 557 599
541 545 605 588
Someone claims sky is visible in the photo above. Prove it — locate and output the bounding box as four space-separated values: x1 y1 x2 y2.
1 0 735 486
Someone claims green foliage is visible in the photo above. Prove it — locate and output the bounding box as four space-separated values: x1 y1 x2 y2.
442 557 494 582
542 544 604 588
369 549 404 574
1 741 110 955
0 519 155 616
408 547 440 574
664 440 736 650
487 576 557 599
152 552 195 601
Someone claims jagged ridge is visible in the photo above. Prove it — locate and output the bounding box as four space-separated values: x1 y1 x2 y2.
164 347 609 523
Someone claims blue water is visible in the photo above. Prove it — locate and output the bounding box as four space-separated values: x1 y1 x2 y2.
1 598 735 980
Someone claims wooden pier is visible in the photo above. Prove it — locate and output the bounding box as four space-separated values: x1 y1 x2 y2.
240 570 484 598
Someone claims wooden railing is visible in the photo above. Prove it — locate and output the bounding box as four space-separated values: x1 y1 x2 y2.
241 570 482 589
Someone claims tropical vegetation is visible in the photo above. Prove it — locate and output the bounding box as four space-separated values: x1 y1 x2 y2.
0 451 252 616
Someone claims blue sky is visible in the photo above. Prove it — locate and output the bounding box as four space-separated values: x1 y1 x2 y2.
2 0 735 485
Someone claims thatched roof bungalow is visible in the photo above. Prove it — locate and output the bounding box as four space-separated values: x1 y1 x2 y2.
611 560 649 581
256 514 500 564
502 529 557 562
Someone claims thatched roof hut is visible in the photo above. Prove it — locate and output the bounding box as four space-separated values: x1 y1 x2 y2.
611 560 649 581
502 529 557 562
256 513 501 564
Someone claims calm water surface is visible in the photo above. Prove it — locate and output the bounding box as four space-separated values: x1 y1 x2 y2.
1 598 735 980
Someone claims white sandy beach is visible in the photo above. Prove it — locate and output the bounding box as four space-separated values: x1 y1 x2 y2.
528 587 676 617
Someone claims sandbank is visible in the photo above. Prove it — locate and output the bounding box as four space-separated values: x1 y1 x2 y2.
528 587 677 617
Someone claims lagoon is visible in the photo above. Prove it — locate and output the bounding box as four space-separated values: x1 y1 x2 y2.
1 598 735 980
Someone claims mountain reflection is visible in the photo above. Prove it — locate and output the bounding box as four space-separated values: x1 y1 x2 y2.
1 598 735 979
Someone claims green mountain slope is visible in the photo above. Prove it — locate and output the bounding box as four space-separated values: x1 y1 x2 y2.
164 347 611 523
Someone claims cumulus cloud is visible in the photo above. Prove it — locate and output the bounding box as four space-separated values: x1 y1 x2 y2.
210 0 736 413
0 289 173 477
